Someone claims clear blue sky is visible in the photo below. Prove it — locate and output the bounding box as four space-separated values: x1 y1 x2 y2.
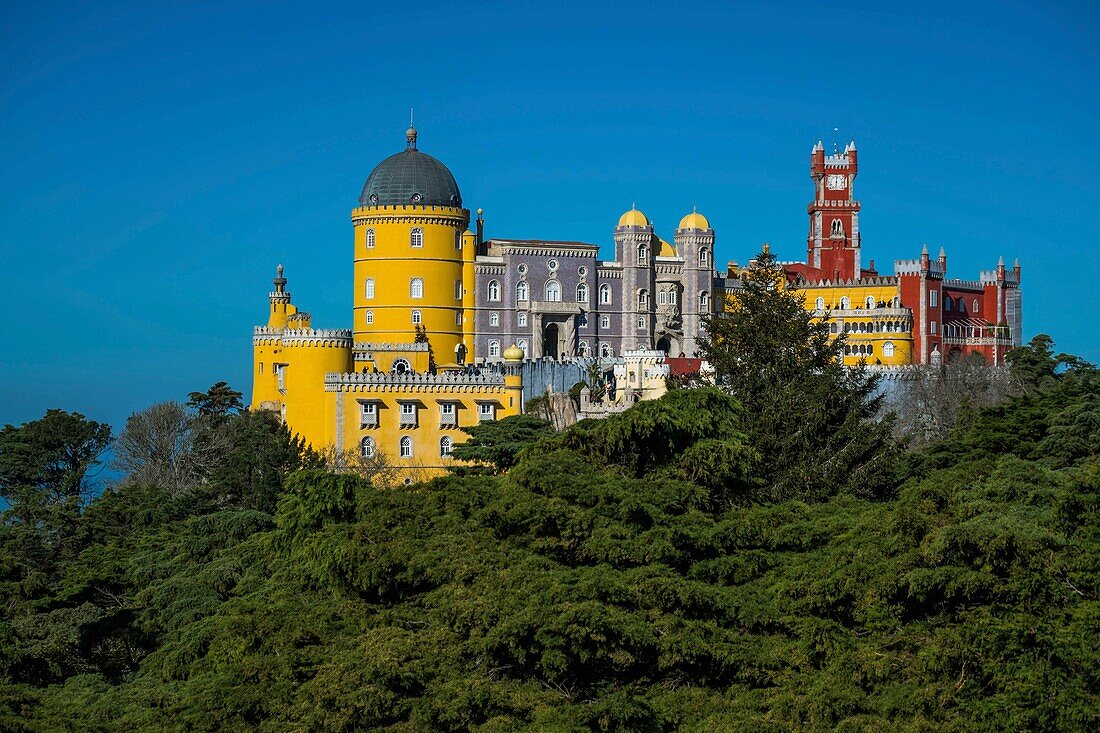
2 0 1098 433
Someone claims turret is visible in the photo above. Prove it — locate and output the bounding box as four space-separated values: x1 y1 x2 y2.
920 244 930 273
845 139 858 172
938 246 947 272
503 344 524 413
268 264 297 330
996 255 1006 282
1013 257 1021 282
811 140 825 178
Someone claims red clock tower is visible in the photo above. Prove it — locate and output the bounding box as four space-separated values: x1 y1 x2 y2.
807 139 861 281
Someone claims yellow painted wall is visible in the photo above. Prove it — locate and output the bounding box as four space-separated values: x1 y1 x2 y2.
352 204 470 364
329 370 522 478
800 283 914 366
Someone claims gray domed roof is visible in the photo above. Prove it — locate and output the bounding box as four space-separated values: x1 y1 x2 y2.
359 128 462 208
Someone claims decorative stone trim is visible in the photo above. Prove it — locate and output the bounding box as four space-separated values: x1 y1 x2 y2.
354 341 430 352
325 371 507 392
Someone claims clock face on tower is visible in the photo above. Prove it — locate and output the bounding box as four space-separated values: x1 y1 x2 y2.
826 174 848 190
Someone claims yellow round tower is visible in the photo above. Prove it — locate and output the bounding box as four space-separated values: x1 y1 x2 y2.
352 126 470 368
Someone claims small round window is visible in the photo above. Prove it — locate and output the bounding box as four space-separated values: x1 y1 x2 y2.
411 192 422 203
578 266 588 277
548 259 558 271
517 263 528 274
369 193 379 204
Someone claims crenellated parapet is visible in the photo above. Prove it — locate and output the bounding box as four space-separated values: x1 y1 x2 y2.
325 370 506 393
894 258 945 276
252 326 353 348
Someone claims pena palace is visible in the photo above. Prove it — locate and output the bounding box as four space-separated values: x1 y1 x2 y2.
251 128 1023 476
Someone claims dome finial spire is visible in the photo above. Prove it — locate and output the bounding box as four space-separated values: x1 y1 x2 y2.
406 108 417 150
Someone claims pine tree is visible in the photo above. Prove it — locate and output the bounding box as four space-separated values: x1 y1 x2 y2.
700 246 898 501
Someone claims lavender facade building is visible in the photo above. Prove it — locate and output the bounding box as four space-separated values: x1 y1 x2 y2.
471 208 719 362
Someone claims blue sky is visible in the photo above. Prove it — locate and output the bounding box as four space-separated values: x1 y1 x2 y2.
1 0 1098 433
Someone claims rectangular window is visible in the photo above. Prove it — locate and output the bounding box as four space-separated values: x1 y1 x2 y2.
478 403 496 422
930 321 938 334
364 279 375 299
440 402 457 427
930 290 938 307
359 401 378 428
455 280 463 300
455 311 462 325
399 402 417 427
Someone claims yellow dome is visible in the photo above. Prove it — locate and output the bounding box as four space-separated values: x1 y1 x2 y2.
502 344 525 361
658 238 676 257
678 211 710 231
617 207 649 228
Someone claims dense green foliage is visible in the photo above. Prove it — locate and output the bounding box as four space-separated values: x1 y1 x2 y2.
1 347 1096 731
700 249 898 502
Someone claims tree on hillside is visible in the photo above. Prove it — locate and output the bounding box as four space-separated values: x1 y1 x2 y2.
450 414 554 474
186 381 243 419
111 401 199 495
0 410 111 526
700 246 897 501
892 352 1018 446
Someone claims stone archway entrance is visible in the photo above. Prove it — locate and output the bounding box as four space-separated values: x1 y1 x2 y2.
542 322 561 359
655 334 680 356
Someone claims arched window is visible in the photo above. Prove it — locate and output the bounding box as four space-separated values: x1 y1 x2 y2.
517 339 528 356
487 280 500 302
410 228 423 248
699 248 710 266
517 312 527 326
577 282 589 302
601 343 612 357
600 283 612 304
866 296 876 309
600 314 610 329
830 219 844 237
638 245 649 263
364 278 375 299
944 296 953 311
400 436 412 458
365 310 374 325
440 436 453 458
883 341 895 358
392 358 410 374
867 344 874 355
488 340 500 358
410 277 424 299
489 312 499 326
516 281 528 301
577 342 588 356
973 299 980 313
638 289 649 308
360 436 375 458
411 309 422 324
366 228 375 249
839 296 850 310
637 315 645 328
700 291 710 311
815 296 825 310
545 280 561 301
